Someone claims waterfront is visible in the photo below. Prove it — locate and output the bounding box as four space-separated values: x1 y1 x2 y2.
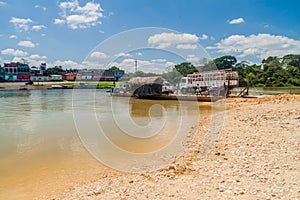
0 89 216 199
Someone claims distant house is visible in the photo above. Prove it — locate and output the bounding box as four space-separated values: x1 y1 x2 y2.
30 76 51 82
80 70 93 80
4 63 18 81
50 74 62 81
40 63 46 75
62 72 77 81
0 67 5 82
113 70 125 81
17 63 30 81
77 69 124 81
100 70 115 81
30 66 40 75
3 62 30 81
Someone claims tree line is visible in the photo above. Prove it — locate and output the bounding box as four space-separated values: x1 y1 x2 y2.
156 54 300 87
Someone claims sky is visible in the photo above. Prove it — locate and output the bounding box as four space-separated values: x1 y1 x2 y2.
0 0 300 73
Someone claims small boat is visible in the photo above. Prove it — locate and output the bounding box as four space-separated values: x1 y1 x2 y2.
48 85 63 89
19 86 28 90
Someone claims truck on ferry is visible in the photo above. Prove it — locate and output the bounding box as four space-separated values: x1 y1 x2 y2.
179 69 239 96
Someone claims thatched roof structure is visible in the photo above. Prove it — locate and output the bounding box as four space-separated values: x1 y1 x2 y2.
128 76 165 87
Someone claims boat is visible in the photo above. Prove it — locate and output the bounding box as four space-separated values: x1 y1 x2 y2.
110 92 223 102
19 86 28 90
48 85 63 89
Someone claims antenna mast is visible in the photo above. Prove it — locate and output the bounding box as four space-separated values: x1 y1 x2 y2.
135 59 138 73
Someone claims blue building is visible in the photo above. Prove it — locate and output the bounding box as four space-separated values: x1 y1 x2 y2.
17 63 30 81
0 67 5 81
4 63 18 81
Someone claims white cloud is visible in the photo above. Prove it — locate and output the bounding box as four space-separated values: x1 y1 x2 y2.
32 25 47 31
110 58 173 74
186 54 201 64
9 17 33 32
166 61 178 67
9 35 17 39
90 51 108 59
152 58 167 63
12 57 47 68
82 60 105 68
207 33 300 60
148 32 199 49
176 44 197 50
57 0 104 29
114 52 132 58
34 5 47 11
54 19 65 25
18 40 35 48
1 48 28 56
29 54 47 60
41 34 47 37
54 60 79 68
0 1 6 6
199 34 208 40
228 17 245 25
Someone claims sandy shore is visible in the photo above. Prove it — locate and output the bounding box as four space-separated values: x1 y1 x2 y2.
0 82 68 90
42 94 298 200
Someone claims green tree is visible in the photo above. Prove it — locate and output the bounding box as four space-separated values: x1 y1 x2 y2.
109 66 120 71
162 70 182 85
213 55 237 69
174 62 197 77
282 54 300 69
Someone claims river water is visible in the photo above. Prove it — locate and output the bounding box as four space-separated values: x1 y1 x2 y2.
0 89 221 199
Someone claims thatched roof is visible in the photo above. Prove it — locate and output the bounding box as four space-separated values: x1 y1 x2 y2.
128 76 165 86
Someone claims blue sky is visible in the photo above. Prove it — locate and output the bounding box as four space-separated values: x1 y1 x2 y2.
0 0 300 73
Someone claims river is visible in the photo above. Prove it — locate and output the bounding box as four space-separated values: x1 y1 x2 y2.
0 89 220 199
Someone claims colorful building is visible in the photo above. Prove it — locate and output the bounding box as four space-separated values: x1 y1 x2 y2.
17 63 30 81
40 63 46 75
50 74 62 81
0 67 5 81
62 72 78 81
80 70 93 80
3 62 30 81
4 63 18 81
30 76 51 82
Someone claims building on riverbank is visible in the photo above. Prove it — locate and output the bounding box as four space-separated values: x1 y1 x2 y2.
2 62 30 81
4 63 18 81
0 67 5 82
17 63 30 81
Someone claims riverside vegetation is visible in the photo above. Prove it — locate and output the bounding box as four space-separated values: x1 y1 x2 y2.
160 54 300 88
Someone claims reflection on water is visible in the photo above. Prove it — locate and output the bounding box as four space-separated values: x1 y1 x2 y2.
0 89 217 199
0 90 83 199
99 97 204 153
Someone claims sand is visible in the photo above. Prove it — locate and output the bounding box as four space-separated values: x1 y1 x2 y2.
46 94 299 200
0 82 68 90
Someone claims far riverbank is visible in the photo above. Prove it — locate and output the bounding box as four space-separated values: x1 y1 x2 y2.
0 81 122 91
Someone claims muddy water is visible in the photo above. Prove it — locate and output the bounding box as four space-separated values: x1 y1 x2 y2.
0 89 220 199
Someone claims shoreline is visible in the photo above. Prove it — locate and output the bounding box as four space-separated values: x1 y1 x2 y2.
0 82 68 91
53 94 300 200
